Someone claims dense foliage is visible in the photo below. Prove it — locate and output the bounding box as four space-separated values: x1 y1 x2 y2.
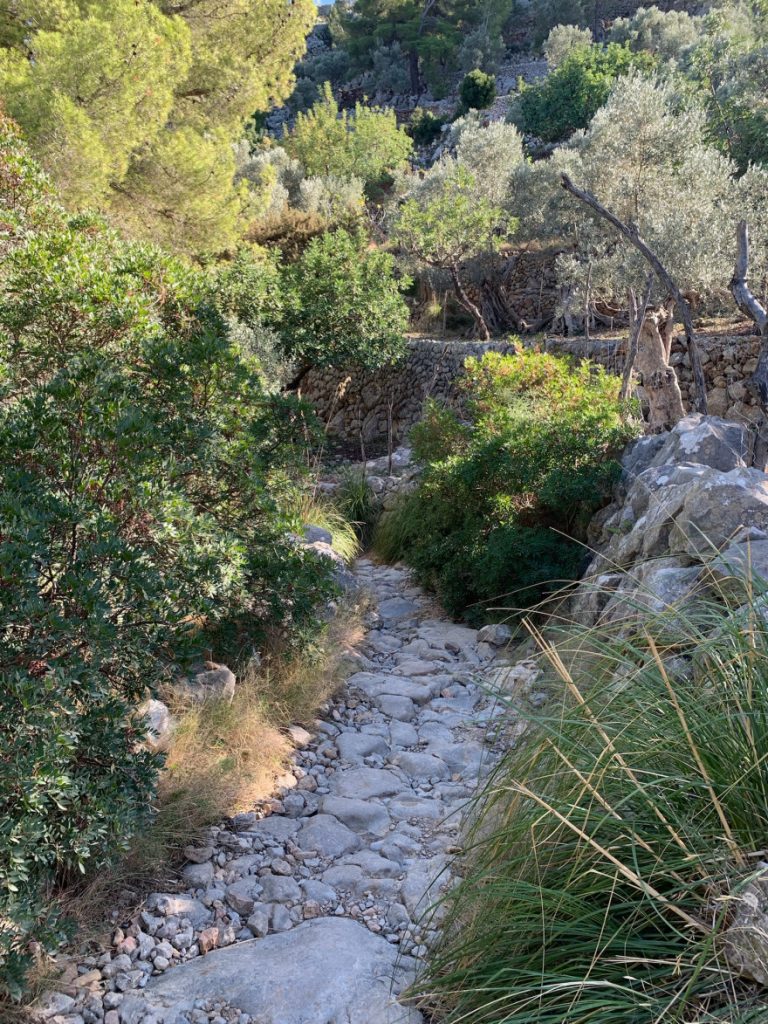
0 115 336 997
459 68 497 110
336 0 515 97
280 228 410 372
0 0 314 252
284 83 413 191
375 350 636 620
513 42 656 143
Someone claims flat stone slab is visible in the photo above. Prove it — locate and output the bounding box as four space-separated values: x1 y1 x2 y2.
378 597 419 621
320 795 392 836
330 767 405 799
296 814 362 858
142 917 422 1024
349 672 435 704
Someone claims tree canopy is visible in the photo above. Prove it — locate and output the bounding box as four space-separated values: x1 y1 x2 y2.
0 0 315 253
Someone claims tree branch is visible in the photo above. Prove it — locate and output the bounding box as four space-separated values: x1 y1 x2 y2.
731 221 768 334
560 173 708 415
731 220 768 408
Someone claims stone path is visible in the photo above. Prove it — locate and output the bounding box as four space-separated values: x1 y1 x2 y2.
40 560 510 1024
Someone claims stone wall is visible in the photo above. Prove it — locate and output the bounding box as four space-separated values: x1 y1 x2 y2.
300 339 516 444
541 331 764 426
300 331 764 445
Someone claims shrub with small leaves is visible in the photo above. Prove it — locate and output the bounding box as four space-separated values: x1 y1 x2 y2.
0 115 335 998
459 68 497 111
377 349 636 620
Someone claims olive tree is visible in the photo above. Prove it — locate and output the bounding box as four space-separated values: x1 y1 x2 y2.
393 163 511 339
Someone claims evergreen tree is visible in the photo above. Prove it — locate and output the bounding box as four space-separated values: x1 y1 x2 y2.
340 0 513 97
0 0 315 253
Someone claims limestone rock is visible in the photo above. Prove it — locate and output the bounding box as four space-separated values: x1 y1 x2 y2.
295 814 362 858
185 663 236 703
138 699 174 753
141 918 422 1024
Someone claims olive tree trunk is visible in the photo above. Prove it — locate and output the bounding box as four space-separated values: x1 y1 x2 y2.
560 173 708 415
450 263 491 341
730 220 768 407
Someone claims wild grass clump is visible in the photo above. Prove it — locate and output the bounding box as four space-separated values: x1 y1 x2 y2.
335 467 379 546
290 490 361 562
416 589 768 1023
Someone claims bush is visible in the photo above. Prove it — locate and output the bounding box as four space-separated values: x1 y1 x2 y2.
543 24 593 68
417 588 768 1022
0 118 336 997
459 68 497 111
280 228 410 371
376 350 636 620
512 42 656 143
409 108 446 147
284 83 412 191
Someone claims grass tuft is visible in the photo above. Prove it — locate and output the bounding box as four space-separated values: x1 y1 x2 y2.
414 582 768 1023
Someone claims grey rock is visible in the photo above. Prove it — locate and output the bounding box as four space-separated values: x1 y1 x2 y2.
152 895 209 929
393 751 450 781
375 694 417 721
225 878 261 916
246 906 270 938
142 918 422 1023
259 874 301 904
182 862 214 887
336 731 389 762
269 904 293 933
320 796 391 837
477 623 513 647
186 663 236 703
377 597 419 622
303 524 333 545
649 413 752 473
389 721 419 747
295 814 362 858
299 879 337 903
139 699 174 753
330 767 405 799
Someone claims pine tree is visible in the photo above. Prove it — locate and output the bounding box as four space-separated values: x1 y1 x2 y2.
0 0 315 252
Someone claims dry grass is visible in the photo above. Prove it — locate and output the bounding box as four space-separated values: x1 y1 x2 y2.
63 596 367 942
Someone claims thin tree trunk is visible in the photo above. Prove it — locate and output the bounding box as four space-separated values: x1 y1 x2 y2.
450 263 491 340
635 310 686 432
560 173 708 415
730 220 768 407
620 274 653 403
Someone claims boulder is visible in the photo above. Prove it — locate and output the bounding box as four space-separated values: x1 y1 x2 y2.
138 698 173 752
141 918 422 1024
302 524 333 545
648 414 752 473
723 876 768 986
184 663 236 703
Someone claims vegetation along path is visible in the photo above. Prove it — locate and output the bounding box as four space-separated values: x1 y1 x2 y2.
48 560 507 1024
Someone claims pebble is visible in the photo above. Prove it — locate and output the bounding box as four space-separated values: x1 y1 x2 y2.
48 561 507 1023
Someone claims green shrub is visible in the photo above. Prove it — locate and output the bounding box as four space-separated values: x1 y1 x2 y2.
417 589 768 1022
513 42 656 143
335 468 380 546
380 349 636 620
280 227 410 372
459 68 497 111
0 115 335 998
409 108 446 147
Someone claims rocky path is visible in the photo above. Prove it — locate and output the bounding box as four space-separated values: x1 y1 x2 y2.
41 560 510 1024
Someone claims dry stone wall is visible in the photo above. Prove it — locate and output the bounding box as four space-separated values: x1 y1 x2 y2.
300 331 764 445
299 339 516 444
542 331 765 425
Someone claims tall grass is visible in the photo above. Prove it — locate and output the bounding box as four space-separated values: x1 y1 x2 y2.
415 587 768 1023
63 598 365 941
290 490 361 562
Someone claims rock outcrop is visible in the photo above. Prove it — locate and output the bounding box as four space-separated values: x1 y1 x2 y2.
573 414 768 626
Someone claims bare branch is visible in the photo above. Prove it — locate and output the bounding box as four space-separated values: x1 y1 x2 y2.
560 173 708 415
731 221 768 335
620 272 653 403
